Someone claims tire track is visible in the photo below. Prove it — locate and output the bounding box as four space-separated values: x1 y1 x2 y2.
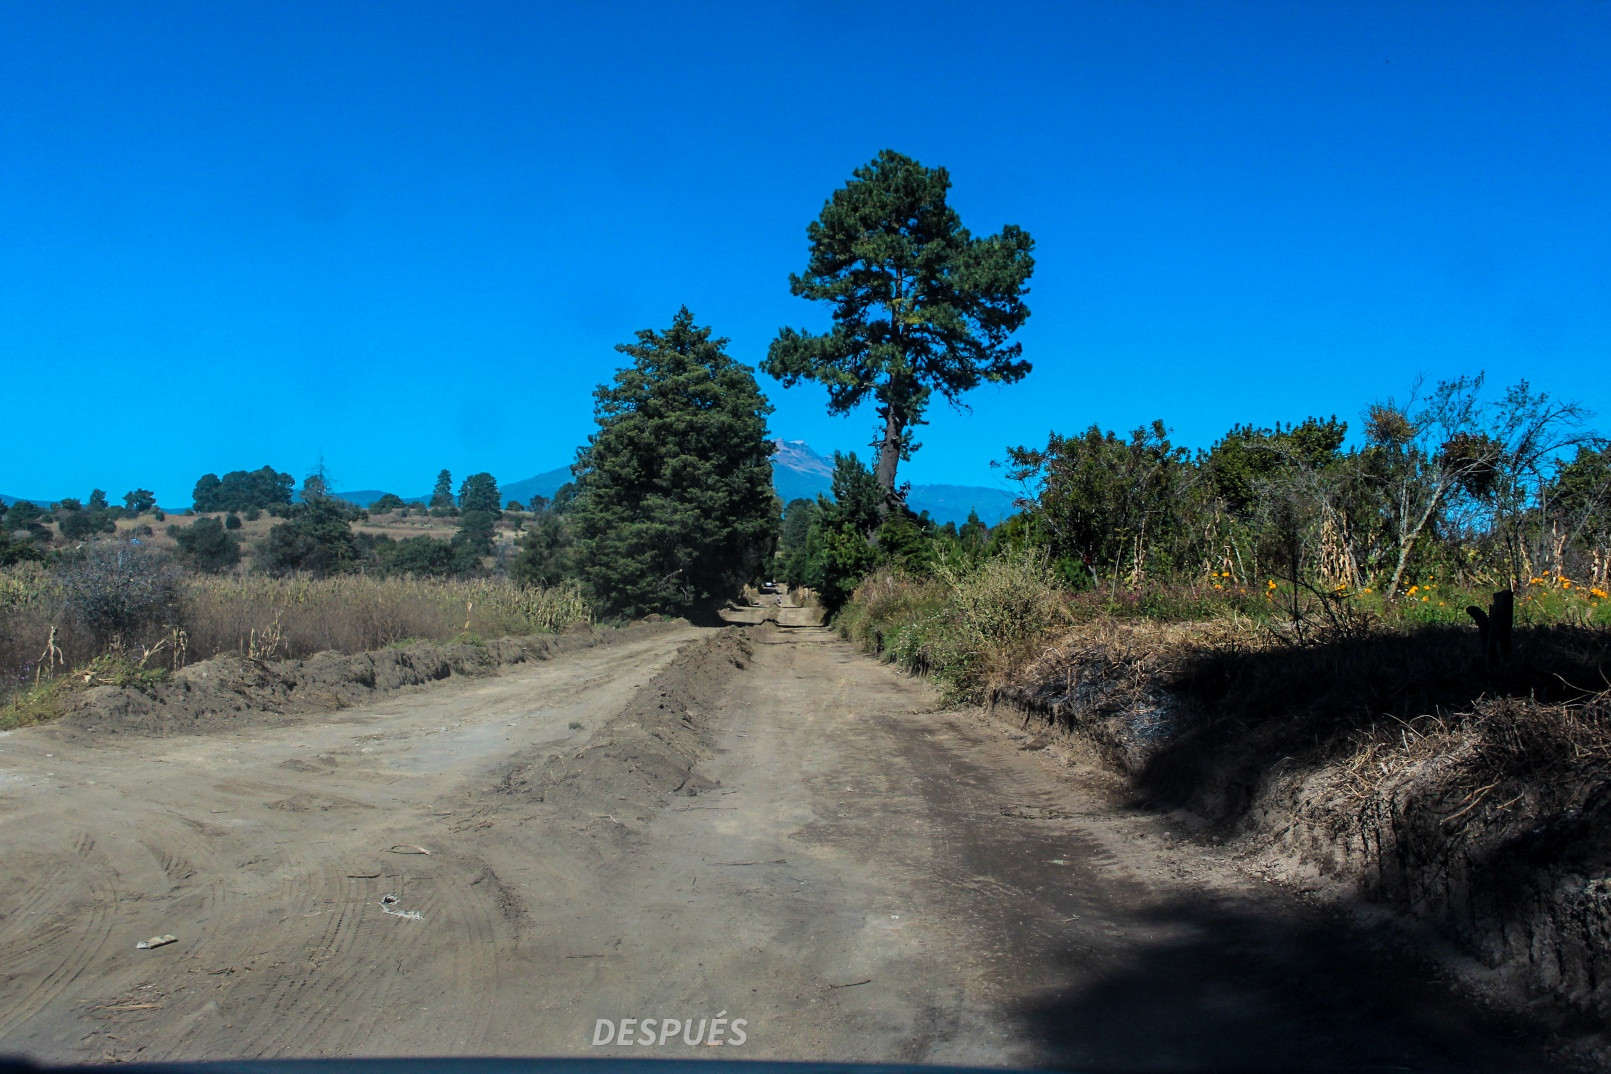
0 832 116 1040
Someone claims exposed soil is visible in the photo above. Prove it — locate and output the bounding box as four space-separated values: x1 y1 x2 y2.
0 617 1589 1070
994 621 1611 1049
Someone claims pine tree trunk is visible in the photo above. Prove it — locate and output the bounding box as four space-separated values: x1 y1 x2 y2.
874 405 902 515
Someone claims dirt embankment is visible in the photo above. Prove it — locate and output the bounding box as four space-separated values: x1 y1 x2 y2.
44 621 682 739
989 619 1611 1025
496 628 753 834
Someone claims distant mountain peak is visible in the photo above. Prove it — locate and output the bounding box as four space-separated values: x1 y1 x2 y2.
767 437 1015 525
770 438 835 478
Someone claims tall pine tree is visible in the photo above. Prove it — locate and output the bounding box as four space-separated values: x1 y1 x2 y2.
765 150 1035 510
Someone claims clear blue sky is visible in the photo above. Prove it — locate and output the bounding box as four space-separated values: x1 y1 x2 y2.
3 1 1608 505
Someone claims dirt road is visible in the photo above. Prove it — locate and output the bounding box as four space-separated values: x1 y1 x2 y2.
0 622 1575 1070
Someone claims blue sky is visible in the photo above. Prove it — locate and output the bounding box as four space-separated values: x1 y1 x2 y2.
3 1 1608 505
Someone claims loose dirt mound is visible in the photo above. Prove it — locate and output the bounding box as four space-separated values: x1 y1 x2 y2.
45 622 679 738
496 629 754 834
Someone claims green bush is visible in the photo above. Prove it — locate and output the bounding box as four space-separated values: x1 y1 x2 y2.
171 517 242 573
59 508 116 540
260 499 359 576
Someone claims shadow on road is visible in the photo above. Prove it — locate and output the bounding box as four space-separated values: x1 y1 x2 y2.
874 710 1582 1072
1005 889 1576 1072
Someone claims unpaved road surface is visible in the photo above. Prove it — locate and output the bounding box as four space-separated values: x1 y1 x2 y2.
0 623 1576 1070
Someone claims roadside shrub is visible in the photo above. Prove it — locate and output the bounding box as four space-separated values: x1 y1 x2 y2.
839 570 946 657
926 550 1067 694
225 512 242 530
54 541 182 645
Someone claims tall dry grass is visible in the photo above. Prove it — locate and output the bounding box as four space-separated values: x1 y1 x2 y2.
181 575 591 660
841 550 1068 700
0 564 591 698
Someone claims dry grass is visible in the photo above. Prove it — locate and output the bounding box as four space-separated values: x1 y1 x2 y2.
841 551 1069 700
180 574 591 660
0 565 591 700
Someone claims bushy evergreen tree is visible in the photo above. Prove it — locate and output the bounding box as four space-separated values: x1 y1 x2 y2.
429 470 456 516
571 307 778 618
510 509 573 588
370 493 408 513
260 499 359 576
457 473 502 516
786 453 883 607
453 510 497 557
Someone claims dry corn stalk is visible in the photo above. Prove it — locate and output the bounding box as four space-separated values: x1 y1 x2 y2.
36 626 64 685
